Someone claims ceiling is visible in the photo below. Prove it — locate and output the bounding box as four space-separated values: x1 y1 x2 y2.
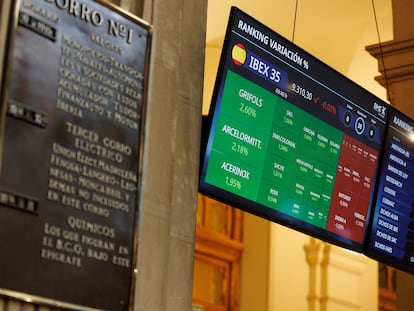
205 0 393 97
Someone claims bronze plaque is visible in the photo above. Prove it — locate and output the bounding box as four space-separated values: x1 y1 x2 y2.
0 0 151 310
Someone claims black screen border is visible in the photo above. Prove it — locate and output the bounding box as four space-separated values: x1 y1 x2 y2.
365 106 414 274
199 6 389 253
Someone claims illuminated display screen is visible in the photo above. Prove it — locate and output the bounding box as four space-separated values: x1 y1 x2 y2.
367 108 414 272
199 7 389 251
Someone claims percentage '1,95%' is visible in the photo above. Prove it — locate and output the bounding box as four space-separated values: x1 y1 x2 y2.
226 176 242 190
291 83 313 101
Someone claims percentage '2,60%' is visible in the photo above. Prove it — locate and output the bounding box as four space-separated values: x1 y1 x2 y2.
239 103 257 118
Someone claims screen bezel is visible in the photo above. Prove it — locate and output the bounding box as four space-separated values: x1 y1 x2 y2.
199 6 389 253
365 107 414 273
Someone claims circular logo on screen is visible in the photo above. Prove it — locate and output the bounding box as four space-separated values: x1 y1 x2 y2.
355 117 365 135
232 43 246 66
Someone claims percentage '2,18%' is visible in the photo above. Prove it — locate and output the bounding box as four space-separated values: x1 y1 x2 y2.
232 142 249 156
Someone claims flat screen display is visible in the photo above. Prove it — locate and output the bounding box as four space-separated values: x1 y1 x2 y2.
366 108 414 272
199 7 389 251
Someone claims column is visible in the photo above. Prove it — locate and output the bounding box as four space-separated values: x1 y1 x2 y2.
304 239 378 311
304 238 322 311
366 1 414 115
366 1 414 310
133 1 207 311
0 0 12 122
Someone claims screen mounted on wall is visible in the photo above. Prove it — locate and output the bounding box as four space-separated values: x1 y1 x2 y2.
366 108 414 272
199 7 389 252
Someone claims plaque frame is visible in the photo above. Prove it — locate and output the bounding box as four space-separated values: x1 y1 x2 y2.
0 0 152 310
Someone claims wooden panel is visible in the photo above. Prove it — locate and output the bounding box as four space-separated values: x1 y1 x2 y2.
193 253 229 310
203 196 233 237
195 226 243 262
193 195 243 311
197 194 205 226
379 289 397 311
378 264 397 311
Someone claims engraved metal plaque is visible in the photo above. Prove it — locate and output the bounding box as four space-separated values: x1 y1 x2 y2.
0 0 151 310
